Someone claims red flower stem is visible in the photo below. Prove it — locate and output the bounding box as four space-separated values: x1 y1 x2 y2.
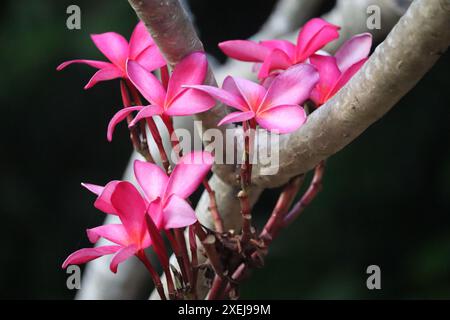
160 65 170 90
283 161 326 226
174 228 193 287
208 275 227 300
137 250 167 300
120 80 153 162
188 225 199 299
260 175 304 244
145 215 177 299
165 230 190 285
239 120 255 245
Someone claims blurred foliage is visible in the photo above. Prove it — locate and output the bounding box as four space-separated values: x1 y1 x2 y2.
0 0 448 299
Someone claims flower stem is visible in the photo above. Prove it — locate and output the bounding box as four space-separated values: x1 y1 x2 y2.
137 250 167 300
283 161 325 226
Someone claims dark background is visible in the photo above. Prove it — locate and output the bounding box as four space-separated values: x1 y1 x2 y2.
0 0 449 299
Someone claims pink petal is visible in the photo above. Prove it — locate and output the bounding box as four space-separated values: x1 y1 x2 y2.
81 182 104 196
164 151 213 199
91 32 129 69
258 49 293 79
110 181 147 242
218 111 255 126
86 224 129 246
165 89 216 116
56 59 113 71
165 52 208 106
135 45 166 72
148 198 164 230
62 245 121 268
184 84 247 111
256 105 307 134
296 18 340 62
134 160 168 202
128 21 153 60
260 40 296 60
85 180 121 215
219 40 270 62
261 63 319 111
107 106 143 142
162 195 197 229
335 33 372 73
84 67 124 89
309 54 341 105
226 77 266 111
328 58 368 99
128 105 163 127
126 60 166 106
110 244 138 273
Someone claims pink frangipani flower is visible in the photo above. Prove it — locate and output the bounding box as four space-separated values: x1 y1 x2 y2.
219 18 340 79
309 33 372 106
185 63 319 134
62 151 212 272
62 180 152 273
107 51 216 141
57 21 166 89
135 151 214 229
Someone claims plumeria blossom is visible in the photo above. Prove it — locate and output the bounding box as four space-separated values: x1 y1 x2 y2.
62 180 153 273
309 33 372 106
107 51 216 141
57 21 165 89
219 18 339 79
185 63 319 134
135 151 214 229
62 151 212 272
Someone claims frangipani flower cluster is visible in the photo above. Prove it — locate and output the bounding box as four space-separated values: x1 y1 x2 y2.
62 151 213 273
59 17 373 299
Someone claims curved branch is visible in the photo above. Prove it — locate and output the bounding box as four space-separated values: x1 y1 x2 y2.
219 0 450 188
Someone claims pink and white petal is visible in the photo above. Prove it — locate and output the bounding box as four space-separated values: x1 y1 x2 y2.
262 63 319 111
84 67 124 89
165 89 216 116
110 181 147 241
92 180 121 215
135 45 166 72
134 160 168 202
309 54 341 102
107 106 144 142
162 195 197 229
258 49 292 79
91 32 129 68
126 60 166 106
81 182 104 196
218 111 255 126
260 40 296 60
166 52 208 105
256 105 306 134
128 21 154 59
86 224 129 246
110 244 138 273
328 58 368 100
219 40 270 62
164 151 214 199
57 59 113 71
226 77 266 110
296 18 340 62
184 84 247 111
62 245 121 269
335 33 372 73
128 105 163 127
